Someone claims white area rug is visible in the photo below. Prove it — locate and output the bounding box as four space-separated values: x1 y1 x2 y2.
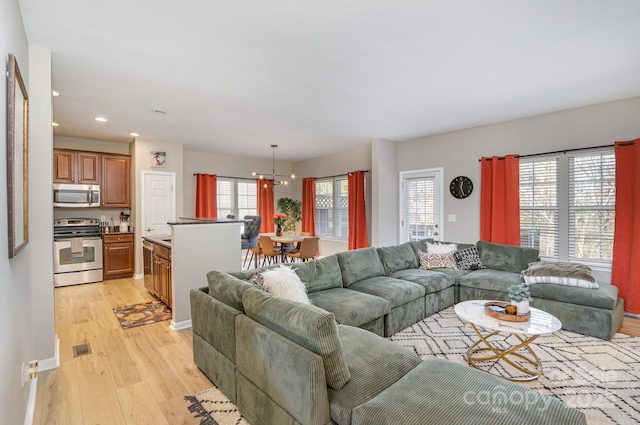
390 307 640 425
187 307 640 425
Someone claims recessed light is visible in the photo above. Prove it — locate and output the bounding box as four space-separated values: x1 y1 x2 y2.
52 122 59 127
151 109 166 115
129 132 140 137
95 117 108 122
52 91 60 97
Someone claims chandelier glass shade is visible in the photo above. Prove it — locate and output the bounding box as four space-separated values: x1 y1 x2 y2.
252 144 295 188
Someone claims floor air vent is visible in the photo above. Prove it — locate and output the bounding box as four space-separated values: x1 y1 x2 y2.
73 343 91 357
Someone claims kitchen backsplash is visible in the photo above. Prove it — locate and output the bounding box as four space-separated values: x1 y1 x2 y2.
54 208 131 225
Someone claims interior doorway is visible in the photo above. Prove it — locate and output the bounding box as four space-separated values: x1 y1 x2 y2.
142 171 176 237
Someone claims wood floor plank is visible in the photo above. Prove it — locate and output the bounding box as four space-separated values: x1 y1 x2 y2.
158 395 203 425
143 320 178 348
620 315 640 336
123 326 189 403
76 355 128 425
158 332 212 393
33 367 83 425
103 328 143 389
116 381 171 425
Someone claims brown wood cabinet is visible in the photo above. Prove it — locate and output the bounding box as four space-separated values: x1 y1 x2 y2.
53 149 100 184
152 244 172 307
103 233 134 280
102 154 131 208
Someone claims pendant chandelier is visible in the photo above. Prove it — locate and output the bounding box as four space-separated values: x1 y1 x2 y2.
252 144 295 188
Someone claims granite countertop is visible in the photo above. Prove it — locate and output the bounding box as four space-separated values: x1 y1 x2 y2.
168 217 246 226
143 234 172 248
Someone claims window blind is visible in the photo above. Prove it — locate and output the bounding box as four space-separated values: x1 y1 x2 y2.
568 150 615 262
403 176 436 242
519 157 559 258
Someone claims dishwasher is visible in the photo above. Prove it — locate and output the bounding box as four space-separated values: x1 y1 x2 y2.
142 239 153 293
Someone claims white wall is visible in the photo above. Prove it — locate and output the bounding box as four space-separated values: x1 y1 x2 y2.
397 96 640 283
182 148 293 219
371 138 398 247
1 0 39 423
54 135 130 155
291 145 372 256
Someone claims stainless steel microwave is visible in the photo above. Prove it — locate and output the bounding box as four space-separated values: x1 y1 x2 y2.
53 183 100 208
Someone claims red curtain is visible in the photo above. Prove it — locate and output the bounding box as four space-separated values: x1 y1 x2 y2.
195 174 217 218
348 170 368 250
302 177 316 236
480 155 520 245
612 139 640 314
257 180 274 233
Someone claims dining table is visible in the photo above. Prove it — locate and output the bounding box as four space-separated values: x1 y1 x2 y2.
262 233 307 262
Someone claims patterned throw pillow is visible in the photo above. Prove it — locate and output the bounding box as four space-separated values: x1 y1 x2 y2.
246 273 265 289
418 249 458 270
453 246 486 270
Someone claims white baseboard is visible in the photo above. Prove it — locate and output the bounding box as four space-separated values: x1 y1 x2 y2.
133 273 143 279
23 375 38 425
38 336 60 372
170 319 192 331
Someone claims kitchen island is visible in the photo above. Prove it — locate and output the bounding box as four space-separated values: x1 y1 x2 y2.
147 218 244 330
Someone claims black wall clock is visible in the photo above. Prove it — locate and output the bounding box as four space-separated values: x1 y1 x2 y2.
450 176 473 199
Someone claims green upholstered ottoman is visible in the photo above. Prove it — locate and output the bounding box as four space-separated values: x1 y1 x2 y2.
350 358 586 425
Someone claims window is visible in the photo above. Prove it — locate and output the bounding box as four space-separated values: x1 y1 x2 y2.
315 177 348 239
217 179 257 219
519 157 559 258
518 148 615 265
568 151 615 262
400 169 442 243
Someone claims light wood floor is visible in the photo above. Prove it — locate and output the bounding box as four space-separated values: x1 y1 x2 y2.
33 277 212 425
34 276 640 425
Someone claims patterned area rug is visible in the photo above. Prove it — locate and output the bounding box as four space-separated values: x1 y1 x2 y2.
185 387 248 425
112 300 171 329
389 308 640 425
186 307 640 425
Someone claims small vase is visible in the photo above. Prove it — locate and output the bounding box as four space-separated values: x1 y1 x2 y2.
512 300 529 315
276 225 283 236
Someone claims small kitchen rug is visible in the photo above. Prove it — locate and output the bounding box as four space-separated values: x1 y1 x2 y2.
185 386 249 425
112 300 171 330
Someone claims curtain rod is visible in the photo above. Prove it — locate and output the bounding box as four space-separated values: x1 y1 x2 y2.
309 170 370 180
193 173 256 180
477 143 627 161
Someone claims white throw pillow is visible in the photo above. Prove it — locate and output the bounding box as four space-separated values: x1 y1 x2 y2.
426 242 458 255
261 265 311 304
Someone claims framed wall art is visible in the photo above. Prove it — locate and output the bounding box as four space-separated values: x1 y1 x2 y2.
6 53 29 258
151 150 166 168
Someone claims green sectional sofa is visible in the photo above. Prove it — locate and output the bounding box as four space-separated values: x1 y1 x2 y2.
190 238 622 424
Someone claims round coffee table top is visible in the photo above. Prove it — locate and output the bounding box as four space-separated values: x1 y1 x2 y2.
454 300 562 336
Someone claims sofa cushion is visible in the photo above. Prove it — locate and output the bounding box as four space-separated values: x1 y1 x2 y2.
350 358 587 425
528 282 618 310
207 270 257 311
349 276 425 309
476 240 539 273
308 288 391 327
328 325 422 425
337 247 386 287
458 269 524 292
391 269 457 294
376 243 418 275
290 255 344 293
242 288 351 390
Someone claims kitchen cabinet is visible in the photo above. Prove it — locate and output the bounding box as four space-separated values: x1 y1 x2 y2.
53 149 100 184
103 233 134 279
152 243 172 307
102 154 131 207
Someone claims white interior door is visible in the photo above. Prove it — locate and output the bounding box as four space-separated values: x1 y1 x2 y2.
143 171 176 237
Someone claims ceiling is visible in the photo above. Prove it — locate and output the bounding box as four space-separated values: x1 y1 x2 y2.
19 0 640 160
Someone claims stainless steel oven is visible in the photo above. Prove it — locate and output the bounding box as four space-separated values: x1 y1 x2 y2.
53 218 103 287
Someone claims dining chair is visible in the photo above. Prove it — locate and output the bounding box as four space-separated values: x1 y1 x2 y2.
244 244 262 269
241 216 262 266
286 237 319 263
259 235 281 266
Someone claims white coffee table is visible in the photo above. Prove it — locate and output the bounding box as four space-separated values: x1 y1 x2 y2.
454 299 562 381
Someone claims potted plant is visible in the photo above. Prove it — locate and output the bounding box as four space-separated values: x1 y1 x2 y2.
508 284 533 315
277 197 302 232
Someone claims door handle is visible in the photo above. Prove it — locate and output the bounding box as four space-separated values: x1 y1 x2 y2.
146 227 155 232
